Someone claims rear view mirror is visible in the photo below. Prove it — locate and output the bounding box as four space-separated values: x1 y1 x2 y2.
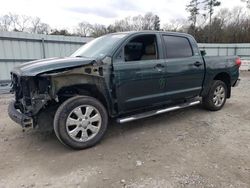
200 50 206 56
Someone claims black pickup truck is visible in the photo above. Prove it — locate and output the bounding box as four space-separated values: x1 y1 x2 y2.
8 31 241 149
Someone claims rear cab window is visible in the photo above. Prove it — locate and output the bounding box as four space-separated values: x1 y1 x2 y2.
163 35 193 59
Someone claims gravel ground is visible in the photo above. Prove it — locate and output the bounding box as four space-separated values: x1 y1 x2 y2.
0 72 249 188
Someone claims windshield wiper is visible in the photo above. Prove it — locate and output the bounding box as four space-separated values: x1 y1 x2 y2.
75 55 86 58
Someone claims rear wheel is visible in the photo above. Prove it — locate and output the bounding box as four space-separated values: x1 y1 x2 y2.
202 80 227 111
54 96 108 149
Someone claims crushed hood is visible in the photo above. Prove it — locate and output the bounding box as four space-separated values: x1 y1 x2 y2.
11 57 96 76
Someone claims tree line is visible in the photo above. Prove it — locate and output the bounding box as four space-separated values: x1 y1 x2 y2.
0 0 250 43
0 12 160 37
0 13 51 34
184 0 250 42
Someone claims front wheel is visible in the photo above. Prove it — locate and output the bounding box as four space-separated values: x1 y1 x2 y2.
54 96 108 149
202 80 227 111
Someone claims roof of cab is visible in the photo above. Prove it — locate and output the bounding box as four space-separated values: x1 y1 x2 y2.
108 30 194 38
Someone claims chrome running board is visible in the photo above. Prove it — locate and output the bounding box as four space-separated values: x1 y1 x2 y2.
117 100 201 123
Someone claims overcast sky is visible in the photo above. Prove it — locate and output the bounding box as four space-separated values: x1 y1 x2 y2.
0 0 247 29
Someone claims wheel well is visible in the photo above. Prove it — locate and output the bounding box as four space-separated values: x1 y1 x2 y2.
57 84 108 110
214 72 231 98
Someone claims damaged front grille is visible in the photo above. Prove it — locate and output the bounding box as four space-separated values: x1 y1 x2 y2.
10 72 52 117
11 73 32 110
11 73 22 100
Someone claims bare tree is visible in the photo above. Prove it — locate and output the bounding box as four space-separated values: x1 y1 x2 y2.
0 15 12 31
90 24 107 37
162 18 188 32
8 13 19 31
30 17 41 33
112 18 132 32
25 17 50 34
143 12 156 30
132 15 144 30
76 21 92 37
104 12 160 33
143 12 160 30
7 13 31 32
215 8 232 25
16 15 31 31
241 0 250 9
36 23 50 34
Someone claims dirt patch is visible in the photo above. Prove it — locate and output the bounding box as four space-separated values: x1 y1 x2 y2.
0 72 250 188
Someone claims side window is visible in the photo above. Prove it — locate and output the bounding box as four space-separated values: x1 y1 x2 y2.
124 35 158 62
163 35 193 59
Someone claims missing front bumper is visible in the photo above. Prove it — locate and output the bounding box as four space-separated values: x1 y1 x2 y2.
8 100 33 128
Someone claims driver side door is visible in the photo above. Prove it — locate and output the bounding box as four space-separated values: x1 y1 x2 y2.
112 34 167 113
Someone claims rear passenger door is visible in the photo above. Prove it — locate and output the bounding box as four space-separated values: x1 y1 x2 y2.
162 35 205 100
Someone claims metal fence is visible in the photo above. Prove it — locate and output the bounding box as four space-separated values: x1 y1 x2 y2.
198 43 250 59
198 43 250 71
0 31 92 82
1 32 250 83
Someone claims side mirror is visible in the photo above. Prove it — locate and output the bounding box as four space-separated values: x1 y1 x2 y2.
200 50 206 56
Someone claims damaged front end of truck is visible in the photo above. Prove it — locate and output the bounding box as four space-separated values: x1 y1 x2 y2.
8 57 113 130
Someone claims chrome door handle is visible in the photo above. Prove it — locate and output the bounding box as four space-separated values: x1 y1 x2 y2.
194 61 202 67
154 64 164 71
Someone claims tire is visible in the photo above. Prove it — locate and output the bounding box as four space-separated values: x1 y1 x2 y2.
202 80 228 111
54 96 108 150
